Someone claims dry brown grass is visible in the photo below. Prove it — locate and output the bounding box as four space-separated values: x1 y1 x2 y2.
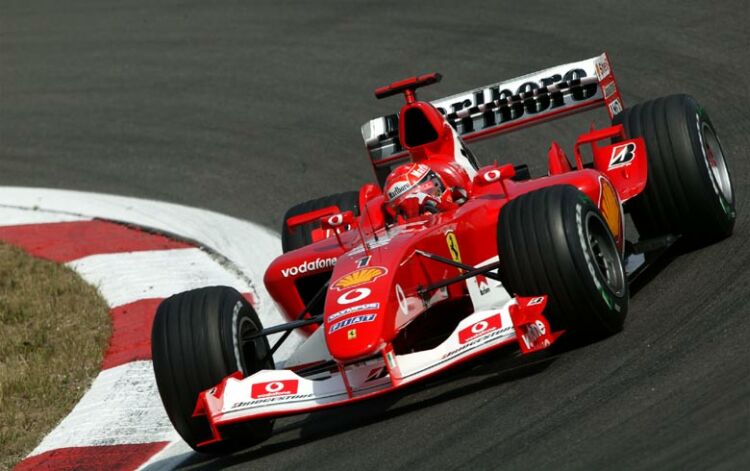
0 242 110 470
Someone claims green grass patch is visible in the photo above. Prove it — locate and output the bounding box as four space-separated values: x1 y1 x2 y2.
0 242 111 470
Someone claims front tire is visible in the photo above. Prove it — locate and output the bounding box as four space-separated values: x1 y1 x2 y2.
614 94 735 242
498 185 628 339
151 286 274 453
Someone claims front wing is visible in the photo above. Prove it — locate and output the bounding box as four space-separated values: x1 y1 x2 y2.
193 296 561 447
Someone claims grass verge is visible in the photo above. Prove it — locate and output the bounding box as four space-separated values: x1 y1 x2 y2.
0 242 111 470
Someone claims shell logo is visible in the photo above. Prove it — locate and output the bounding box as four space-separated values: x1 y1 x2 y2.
599 177 622 241
331 267 388 291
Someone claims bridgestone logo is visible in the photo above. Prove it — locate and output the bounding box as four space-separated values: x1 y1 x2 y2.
608 142 636 169
231 393 314 409
442 326 513 360
281 257 336 277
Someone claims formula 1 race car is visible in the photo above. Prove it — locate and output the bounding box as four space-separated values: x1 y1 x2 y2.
151 53 735 453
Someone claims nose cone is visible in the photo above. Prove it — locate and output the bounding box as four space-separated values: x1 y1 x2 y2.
324 265 391 362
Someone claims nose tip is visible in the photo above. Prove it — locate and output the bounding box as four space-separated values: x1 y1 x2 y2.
326 312 382 362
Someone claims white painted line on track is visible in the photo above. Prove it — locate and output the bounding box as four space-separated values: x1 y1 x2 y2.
29 361 177 456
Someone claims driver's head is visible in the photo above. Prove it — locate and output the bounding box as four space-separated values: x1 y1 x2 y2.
384 162 447 219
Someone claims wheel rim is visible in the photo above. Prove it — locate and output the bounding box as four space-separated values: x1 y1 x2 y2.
585 212 626 297
701 123 733 205
238 317 266 373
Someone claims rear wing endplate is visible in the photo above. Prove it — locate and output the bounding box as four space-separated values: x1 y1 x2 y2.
361 53 623 166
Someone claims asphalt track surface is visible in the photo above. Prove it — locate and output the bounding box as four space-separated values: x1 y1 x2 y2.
2 1 749 469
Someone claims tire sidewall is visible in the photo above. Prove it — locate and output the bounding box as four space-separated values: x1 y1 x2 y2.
618 95 736 241
566 193 628 332
687 102 736 227
151 287 274 452
497 185 629 337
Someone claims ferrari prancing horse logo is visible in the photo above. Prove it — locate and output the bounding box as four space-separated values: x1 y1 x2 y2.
445 231 462 264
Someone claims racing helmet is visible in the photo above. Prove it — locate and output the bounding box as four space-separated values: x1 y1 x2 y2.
384 162 448 218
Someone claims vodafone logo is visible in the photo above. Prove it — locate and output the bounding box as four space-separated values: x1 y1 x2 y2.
251 380 299 399
265 382 285 393
522 319 549 348
327 214 344 227
534 320 547 335
458 315 502 344
471 320 489 334
281 257 336 278
483 169 501 183
337 288 371 305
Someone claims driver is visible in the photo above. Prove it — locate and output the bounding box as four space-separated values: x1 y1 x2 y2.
384 162 466 219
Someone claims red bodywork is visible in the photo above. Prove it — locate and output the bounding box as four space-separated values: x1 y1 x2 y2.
265 57 647 365
194 54 649 446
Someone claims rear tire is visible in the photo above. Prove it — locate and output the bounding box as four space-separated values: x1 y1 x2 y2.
498 185 628 339
281 191 360 253
151 286 274 453
614 94 735 242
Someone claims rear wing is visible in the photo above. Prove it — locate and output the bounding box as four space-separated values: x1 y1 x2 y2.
361 53 623 169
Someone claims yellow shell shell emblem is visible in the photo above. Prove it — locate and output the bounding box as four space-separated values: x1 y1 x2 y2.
599 177 622 240
332 266 388 290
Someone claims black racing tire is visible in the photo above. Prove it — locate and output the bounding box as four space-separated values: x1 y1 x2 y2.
498 185 628 339
614 94 735 242
281 191 360 253
151 286 275 454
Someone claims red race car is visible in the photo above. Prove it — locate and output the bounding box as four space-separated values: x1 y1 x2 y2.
151 53 735 453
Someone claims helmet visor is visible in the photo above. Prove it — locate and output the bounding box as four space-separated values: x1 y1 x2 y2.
387 169 445 203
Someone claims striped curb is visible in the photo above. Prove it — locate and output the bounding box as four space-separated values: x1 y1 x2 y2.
1 189 292 470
